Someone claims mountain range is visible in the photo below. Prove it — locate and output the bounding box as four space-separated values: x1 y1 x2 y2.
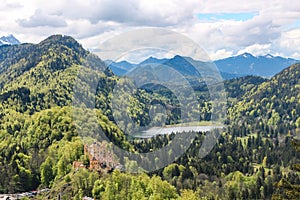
1 33 297 79
107 53 299 79
0 34 20 46
0 34 299 198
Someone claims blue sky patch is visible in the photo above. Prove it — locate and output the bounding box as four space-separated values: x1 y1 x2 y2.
197 12 258 21
289 20 300 29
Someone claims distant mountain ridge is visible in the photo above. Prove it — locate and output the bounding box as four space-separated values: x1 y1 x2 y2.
105 60 136 76
107 53 299 79
106 55 234 79
0 34 20 45
215 52 299 77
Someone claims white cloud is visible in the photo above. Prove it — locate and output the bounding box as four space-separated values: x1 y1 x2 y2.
177 0 300 59
196 0 266 13
18 0 198 27
237 43 271 56
0 1 22 11
275 28 300 58
18 9 67 28
0 0 300 60
209 49 233 60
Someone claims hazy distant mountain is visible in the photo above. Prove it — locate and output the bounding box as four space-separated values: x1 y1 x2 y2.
215 52 299 77
107 53 299 79
0 34 20 45
139 56 168 65
106 55 243 79
105 60 136 76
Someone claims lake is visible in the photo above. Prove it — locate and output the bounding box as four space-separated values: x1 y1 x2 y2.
133 125 223 138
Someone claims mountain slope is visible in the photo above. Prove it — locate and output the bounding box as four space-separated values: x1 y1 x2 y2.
229 63 300 130
0 35 132 193
0 35 112 113
224 75 267 99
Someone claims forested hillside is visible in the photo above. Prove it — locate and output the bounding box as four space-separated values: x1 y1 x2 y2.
229 63 300 134
0 35 299 199
0 35 132 194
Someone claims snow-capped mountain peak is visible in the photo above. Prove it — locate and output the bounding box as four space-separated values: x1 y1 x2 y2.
240 52 255 58
0 34 20 46
264 54 274 59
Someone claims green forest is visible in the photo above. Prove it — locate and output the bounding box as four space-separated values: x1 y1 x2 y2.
0 35 299 199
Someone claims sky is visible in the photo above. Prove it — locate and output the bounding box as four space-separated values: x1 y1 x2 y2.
1 0 300 60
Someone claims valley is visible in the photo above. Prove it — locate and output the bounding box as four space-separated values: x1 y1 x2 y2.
0 35 299 199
